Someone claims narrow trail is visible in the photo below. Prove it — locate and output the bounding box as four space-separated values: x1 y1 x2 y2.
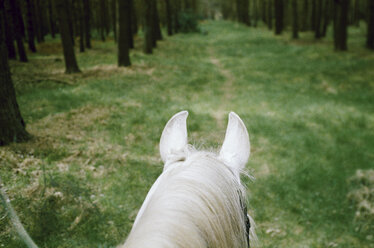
209 48 236 128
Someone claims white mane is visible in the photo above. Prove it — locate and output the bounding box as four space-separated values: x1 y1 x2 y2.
120 111 257 248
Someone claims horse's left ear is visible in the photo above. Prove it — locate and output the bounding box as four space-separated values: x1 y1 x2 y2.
219 112 250 173
159 111 189 163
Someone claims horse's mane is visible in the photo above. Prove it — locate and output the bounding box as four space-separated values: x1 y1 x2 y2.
121 147 256 248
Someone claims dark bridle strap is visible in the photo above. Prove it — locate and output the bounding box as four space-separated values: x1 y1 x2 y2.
239 193 251 248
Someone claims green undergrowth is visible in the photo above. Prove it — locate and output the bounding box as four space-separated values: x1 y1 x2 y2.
1 21 373 247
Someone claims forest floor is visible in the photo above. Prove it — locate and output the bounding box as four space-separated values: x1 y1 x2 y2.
1 21 374 248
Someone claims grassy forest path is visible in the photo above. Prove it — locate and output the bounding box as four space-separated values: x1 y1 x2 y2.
209 46 235 128
1 21 374 248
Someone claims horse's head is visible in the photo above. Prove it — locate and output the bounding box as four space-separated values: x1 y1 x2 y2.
122 111 256 248
160 110 250 182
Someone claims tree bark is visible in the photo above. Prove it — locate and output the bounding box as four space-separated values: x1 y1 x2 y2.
0 1 30 145
165 0 173 35
301 0 309 31
274 0 283 35
128 0 134 49
152 0 162 42
3 0 15 59
25 0 37 52
118 0 131 66
47 0 56 38
237 0 250 26
83 0 91 48
314 0 323 39
267 0 273 30
367 0 374 49
54 0 81 73
333 0 349 51
144 0 153 54
77 0 85 52
292 0 299 39
8 0 28 62
111 0 117 41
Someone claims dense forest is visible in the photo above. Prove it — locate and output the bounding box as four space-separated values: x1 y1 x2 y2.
1 0 374 145
1 0 374 247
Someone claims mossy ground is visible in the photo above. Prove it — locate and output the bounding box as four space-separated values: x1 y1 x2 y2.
1 21 373 247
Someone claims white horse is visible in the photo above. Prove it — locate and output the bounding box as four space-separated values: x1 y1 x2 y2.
120 111 257 248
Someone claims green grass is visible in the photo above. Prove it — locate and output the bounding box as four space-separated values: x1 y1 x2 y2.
1 21 374 247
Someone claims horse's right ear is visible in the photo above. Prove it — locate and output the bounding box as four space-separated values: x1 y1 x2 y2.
159 111 189 163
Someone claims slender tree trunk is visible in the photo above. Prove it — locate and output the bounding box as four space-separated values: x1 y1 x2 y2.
152 0 162 41
0 1 30 145
333 0 349 51
34 0 44 43
367 0 374 49
54 0 81 73
274 0 283 35
321 0 330 37
237 0 250 26
315 0 322 38
165 0 173 35
267 0 273 30
311 0 316 31
77 0 85 52
8 0 27 62
292 0 299 39
253 0 258 27
47 0 56 38
118 0 131 66
301 0 309 31
144 0 153 54
3 3 16 59
25 0 36 52
128 0 134 48
131 1 138 35
83 0 91 48
111 0 117 41
99 0 106 41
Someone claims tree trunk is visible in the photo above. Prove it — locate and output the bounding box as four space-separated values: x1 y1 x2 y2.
292 0 299 39
47 0 56 38
77 0 85 52
314 0 323 39
8 0 27 62
25 0 36 52
152 0 162 42
253 0 258 27
0 1 30 145
321 0 330 37
54 0 81 73
274 0 283 35
165 0 173 35
131 1 138 35
118 0 131 66
99 0 107 41
267 0 273 30
3 2 16 59
83 0 91 48
128 0 134 49
34 0 44 43
333 0 349 51
237 0 250 26
111 0 117 41
367 0 374 49
144 0 153 54
301 0 309 31
311 0 316 31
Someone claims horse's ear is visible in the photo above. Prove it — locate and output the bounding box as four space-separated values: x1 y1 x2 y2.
160 111 189 163
219 112 250 172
